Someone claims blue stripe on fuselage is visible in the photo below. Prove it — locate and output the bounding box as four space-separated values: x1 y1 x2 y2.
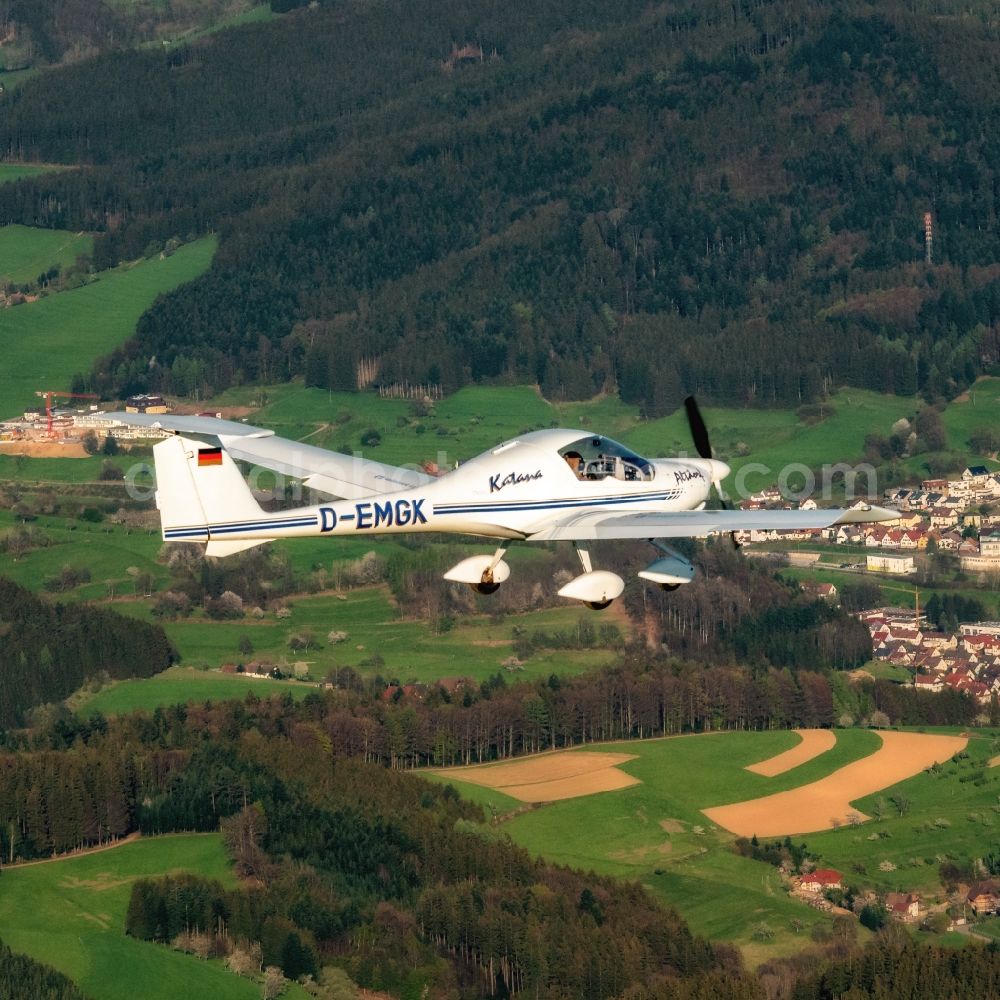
434 490 680 515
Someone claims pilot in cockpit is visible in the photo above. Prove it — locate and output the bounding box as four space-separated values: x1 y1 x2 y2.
564 451 584 479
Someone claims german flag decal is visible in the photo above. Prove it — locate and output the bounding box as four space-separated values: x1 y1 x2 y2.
198 447 223 467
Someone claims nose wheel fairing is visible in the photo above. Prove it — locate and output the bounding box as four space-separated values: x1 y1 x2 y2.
638 541 696 590
555 544 625 609
443 550 511 591
557 570 626 607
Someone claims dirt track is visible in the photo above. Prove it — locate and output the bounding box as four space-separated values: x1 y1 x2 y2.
703 730 967 837
435 750 640 803
745 729 836 777
0 441 88 457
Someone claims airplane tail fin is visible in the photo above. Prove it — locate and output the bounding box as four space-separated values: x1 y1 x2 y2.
153 435 269 557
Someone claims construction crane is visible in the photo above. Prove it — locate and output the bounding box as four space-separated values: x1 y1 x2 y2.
34 390 98 438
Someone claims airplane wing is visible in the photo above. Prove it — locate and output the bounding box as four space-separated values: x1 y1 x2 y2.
102 412 433 499
526 505 898 541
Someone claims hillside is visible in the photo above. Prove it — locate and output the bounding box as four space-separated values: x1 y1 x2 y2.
0 234 216 418
0 1 270 78
0 577 176 726
1 1 1000 411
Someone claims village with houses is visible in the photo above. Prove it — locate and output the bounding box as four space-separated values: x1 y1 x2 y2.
735 464 1000 709
787 865 1000 932
736 464 1000 577
858 611 1000 707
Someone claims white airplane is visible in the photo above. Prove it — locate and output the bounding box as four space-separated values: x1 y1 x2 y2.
110 399 895 609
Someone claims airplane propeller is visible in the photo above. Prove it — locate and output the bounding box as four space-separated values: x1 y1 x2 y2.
683 395 740 549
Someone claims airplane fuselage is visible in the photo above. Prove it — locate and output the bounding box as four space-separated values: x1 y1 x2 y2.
162 452 716 545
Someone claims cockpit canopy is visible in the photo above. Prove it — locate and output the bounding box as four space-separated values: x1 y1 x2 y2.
559 436 654 482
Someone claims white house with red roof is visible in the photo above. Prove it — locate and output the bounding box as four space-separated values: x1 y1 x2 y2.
798 869 843 893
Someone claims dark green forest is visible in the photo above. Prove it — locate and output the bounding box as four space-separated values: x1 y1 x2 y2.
788 935 1000 999
0 577 176 727
4 1 1000 410
0 941 89 1000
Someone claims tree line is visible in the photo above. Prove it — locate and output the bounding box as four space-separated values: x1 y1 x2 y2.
0 940 88 1000
0 658 982 864
0 577 176 727
784 932 1000 1000
1 3 1000 408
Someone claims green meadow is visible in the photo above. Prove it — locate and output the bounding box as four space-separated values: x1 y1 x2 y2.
0 224 94 284
0 453 116 484
0 508 169 601
80 588 625 710
0 235 216 419
164 591 618 679
432 727 1000 958
940 377 1000 464
0 834 310 1000
76 665 315 717
0 162 52 184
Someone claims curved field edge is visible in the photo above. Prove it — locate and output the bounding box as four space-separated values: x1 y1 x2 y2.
496 730 883 868
430 730 882 869
704 731 969 837
746 729 837 776
799 727 1000 892
0 236 216 419
431 730 883 954
0 833 311 1000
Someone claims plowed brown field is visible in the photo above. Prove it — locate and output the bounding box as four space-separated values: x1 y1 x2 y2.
745 729 837 777
703 731 967 836
435 750 639 803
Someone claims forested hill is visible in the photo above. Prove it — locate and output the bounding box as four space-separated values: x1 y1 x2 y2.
3 1 1000 411
0 0 267 69
0 578 176 727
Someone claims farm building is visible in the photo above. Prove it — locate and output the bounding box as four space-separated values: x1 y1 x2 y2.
885 892 920 921
798 869 842 893
967 882 1000 916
